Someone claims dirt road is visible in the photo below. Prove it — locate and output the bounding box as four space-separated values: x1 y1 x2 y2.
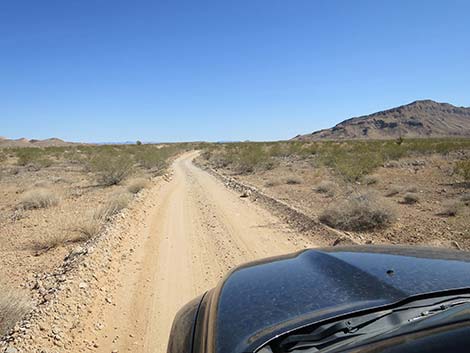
80 152 315 353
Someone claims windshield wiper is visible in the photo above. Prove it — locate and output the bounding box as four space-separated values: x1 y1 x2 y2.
276 297 470 352
279 309 392 351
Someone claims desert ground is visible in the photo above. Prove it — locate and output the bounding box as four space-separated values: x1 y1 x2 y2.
0 139 469 353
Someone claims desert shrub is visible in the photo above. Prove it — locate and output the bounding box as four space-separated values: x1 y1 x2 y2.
285 177 302 185
315 180 336 195
385 186 401 197
127 178 149 194
405 185 418 193
363 175 378 185
89 154 134 186
0 288 31 336
15 148 53 169
456 160 470 181
437 200 460 217
403 192 419 204
319 193 395 231
17 188 59 210
461 193 470 203
264 180 280 187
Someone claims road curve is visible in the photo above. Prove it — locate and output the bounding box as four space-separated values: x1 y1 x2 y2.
85 152 316 353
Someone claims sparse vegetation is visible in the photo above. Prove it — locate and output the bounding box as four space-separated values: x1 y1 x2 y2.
285 177 302 185
17 188 60 210
264 180 280 188
89 154 134 186
315 180 336 195
31 232 75 251
202 138 470 181
403 192 419 204
456 160 470 182
0 288 31 337
96 192 132 221
127 178 150 194
363 175 378 185
461 193 470 204
385 186 401 197
437 200 461 217
319 193 395 231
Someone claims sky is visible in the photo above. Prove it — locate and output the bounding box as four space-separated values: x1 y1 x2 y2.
1 0 469 143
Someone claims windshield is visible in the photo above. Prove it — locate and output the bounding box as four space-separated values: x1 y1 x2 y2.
261 295 470 353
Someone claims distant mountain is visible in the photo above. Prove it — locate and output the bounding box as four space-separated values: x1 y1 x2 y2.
293 100 470 141
0 137 78 148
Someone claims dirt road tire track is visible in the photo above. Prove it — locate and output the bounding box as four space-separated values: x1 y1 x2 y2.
74 152 317 353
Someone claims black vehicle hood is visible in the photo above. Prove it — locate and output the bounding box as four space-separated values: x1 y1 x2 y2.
208 246 470 353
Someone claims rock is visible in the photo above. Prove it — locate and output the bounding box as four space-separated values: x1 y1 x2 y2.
79 282 88 289
332 236 357 247
240 190 252 198
5 347 19 353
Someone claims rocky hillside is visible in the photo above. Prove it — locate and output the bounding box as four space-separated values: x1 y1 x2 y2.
0 137 77 148
293 100 470 140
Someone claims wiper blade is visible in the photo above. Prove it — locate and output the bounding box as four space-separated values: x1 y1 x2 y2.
280 310 392 351
277 297 470 353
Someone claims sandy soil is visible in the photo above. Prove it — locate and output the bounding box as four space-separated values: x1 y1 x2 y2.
28 152 315 353
97 152 314 353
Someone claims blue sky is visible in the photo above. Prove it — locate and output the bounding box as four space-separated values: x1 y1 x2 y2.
1 1 469 142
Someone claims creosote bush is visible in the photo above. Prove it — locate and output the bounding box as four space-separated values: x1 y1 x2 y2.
456 160 470 181
89 154 134 186
319 193 395 231
17 188 59 210
0 288 31 337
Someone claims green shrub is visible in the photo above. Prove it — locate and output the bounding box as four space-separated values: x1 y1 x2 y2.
89 154 134 186
456 160 470 181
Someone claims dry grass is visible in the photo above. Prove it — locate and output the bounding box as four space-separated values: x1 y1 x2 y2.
72 212 104 241
437 200 461 217
385 186 401 197
17 188 60 210
461 193 470 203
403 192 419 204
319 193 395 231
284 177 303 185
405 185 418 193
0 288 31 337
127 178 149 194
264 180 280 188
363 175 379 185
72 193 131 241
315 180 336 195
96 192 132 221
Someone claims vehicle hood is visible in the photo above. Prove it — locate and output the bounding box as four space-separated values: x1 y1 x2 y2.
209 246 470 353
